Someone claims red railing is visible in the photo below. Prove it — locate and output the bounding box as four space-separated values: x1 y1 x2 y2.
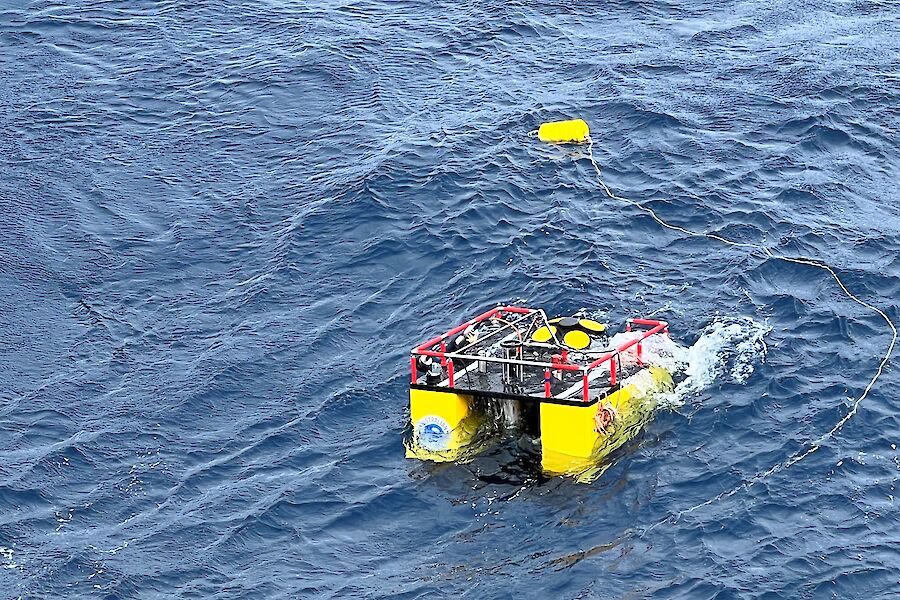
584 319 668 388
411 307 668 403
411 305 537 383
414 305 532 355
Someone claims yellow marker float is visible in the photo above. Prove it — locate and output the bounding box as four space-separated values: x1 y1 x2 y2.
537 119 590 144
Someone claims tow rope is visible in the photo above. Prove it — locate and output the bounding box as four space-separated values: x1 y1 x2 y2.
538 119 897 527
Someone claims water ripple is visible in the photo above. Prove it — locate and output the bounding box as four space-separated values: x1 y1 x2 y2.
2 0 899 598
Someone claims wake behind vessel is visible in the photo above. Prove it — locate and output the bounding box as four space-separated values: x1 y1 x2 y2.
407 306 674 479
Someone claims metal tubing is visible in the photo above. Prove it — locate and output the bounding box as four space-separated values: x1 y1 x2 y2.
468 306 503 326
416 334 447 353
450 310 534 355
414 307 500 352
413 307 536 353
544 369 551 397
500 306 533 314
629 318 668 327
413 311 667 393
582 374 589 402
416 350 582 371
417 323 666 372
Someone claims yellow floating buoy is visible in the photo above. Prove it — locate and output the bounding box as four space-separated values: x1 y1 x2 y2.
532 325 557 343
537 119 590 144
563 330 591 350
579 319 606 333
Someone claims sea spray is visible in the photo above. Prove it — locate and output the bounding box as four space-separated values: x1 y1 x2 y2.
601 317 769 408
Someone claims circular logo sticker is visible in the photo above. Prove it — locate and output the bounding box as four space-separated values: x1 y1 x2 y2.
415 415 452 452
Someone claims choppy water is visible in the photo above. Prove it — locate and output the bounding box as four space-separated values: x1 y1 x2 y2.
2 1 899 598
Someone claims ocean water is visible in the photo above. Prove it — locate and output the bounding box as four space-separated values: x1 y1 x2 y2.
2 0 899 598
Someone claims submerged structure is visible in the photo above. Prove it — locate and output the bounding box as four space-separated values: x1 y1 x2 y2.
407 306 674 478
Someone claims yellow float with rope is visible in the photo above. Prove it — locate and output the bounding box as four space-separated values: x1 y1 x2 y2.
537 119 590 144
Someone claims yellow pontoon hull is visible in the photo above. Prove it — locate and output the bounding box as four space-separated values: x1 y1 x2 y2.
406 366 673 479
405 388 482 462
541 366 673 480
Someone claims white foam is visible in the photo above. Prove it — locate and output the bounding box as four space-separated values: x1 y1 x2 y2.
0 546 17 570
601 318 769 408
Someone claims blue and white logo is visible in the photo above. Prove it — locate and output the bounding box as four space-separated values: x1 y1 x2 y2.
415 415 452 452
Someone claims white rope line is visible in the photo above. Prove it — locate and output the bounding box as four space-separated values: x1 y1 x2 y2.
579 135 897 528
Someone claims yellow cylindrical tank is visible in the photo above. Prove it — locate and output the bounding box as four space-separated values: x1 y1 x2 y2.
540 366 673 478
406 388 480 462
537 119 590 144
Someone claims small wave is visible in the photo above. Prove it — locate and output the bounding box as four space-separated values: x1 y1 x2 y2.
0 546 17 570
689 23 761 45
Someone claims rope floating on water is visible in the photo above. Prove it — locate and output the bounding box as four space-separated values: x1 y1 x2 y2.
574 132 897 526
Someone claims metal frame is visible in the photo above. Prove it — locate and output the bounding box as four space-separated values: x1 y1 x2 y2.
410 306 669 403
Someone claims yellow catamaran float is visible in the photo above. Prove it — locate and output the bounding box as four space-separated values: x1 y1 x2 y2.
407 306 674 479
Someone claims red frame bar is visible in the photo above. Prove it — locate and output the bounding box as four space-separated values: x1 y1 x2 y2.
587 322 666 370
576 319 667 391
586 352 613 371
629 318 665 326
414 305 533 353
416 349 583 370
411 309 669 396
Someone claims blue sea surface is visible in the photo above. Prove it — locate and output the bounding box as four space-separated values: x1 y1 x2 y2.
1 0 899 598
